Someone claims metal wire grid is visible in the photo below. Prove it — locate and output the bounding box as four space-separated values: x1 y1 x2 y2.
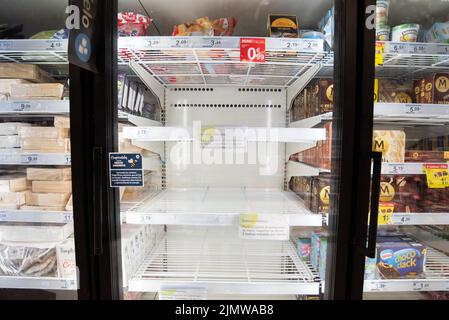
423 248 449 280
0 50 67 64
132 227 317 285
125 188 314 216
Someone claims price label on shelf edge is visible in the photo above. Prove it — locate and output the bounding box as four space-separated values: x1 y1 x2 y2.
21 154 39 164
12 101 33 112
405 104 423 114
240 38 266 63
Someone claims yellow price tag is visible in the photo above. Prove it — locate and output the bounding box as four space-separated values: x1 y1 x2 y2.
375 42 384 66
374 78 379 102
378 202 395 225
424 164 449 189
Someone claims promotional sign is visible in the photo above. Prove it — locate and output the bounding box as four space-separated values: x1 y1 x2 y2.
109 153 144 187
240 38 266 63
68 0 101 72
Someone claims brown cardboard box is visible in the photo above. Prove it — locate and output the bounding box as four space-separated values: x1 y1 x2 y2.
311 175 331 214
10 83 64 99
0 191 27 208
21 138 71 152
32 180 72 193
418 73 449 104
372 130 406 163
54 116 70 129
0 175 28 192
0 79 30 96
309 79 333 117
377 79 414 103
20 127 70 139
26 192 71 207
0 64 55 83
26 167 71 181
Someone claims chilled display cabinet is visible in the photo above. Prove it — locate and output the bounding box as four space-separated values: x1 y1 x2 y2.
0 0 448 301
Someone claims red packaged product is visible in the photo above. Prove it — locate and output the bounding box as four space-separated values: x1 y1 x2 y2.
118 12 151 37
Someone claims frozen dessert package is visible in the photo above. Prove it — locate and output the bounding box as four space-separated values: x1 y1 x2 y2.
376 0 390 27
318 6 334 48
425 21 449 44
376 26 391 41
372 130 406 163
0 242 58 277
267 15 299 38
118 12 152 37
172 17 237 36
392 24 420 42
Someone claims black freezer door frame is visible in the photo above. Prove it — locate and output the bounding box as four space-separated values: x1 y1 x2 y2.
70 0 122 299
325 0 376 299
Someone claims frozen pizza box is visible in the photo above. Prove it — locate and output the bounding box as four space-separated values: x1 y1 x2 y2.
0 79 30 96
0 122 31 136
0 222 73 242
0 135 21 148
25 192 71 207
0 191 27 209
31 180 72 194
54 116 70 129
10 83 64 99
26 167 71 181
21 138 71 152
20 127 70 139
0 64 55 83
372 130 405 163
0 174 27 192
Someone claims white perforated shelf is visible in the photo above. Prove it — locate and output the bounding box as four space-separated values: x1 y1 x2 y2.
123 188 322 227
128 227 320 295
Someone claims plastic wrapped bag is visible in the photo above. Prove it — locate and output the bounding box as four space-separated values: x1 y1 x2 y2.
118 12 152 37
0 242 57 277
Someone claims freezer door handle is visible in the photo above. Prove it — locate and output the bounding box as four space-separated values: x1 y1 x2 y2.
365 151 382 258
92 147 103 255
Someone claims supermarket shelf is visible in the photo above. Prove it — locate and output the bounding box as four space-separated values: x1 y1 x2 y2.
123 188 322 227
0 153 71 165
364 248 449 292
0 209 72 224
0 100 69 115
286 161 330 180
128 227 320 295
123 126 326 143
120 36 332 88
377 41 449 78
0 276 77 291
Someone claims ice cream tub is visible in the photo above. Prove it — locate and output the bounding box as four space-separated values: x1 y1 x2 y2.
376 0 390 26
376 26 391 41
392 24 420 42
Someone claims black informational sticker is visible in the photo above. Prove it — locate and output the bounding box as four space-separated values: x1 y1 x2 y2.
68 0 101 73
109 153 144 187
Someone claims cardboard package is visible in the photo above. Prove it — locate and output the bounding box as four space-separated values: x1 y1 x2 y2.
20 127 70 139
10 83 64 100
21 138 71 152
0 64 55 83
26 167 71 181
32 180 72 193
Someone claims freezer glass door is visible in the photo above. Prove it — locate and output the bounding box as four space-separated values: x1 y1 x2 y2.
116 0 338 300
363 0 449 300
0 1 77 299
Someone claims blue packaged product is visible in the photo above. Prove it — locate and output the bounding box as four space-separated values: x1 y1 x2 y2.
377 242 427 278
318 235 328 281
310 232 320 269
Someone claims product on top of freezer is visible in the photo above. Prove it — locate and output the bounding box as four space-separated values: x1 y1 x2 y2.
0 223 73 242
118 12 151 37
425 21 449 44
267 14 299 38
376 79 414 103
31 180 72 194
376 0 390 26
0 242 57 277
372 130 405 163
0 64 55 83
415 73 449 104
54 116 70 129
21 138 71 153
19 127 70 139
10 83 64 100
376 26 391 41
391 24 420 42
0 175 27 192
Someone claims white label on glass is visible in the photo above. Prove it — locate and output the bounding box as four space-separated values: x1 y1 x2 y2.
159 285 207 300
239 213 289 240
